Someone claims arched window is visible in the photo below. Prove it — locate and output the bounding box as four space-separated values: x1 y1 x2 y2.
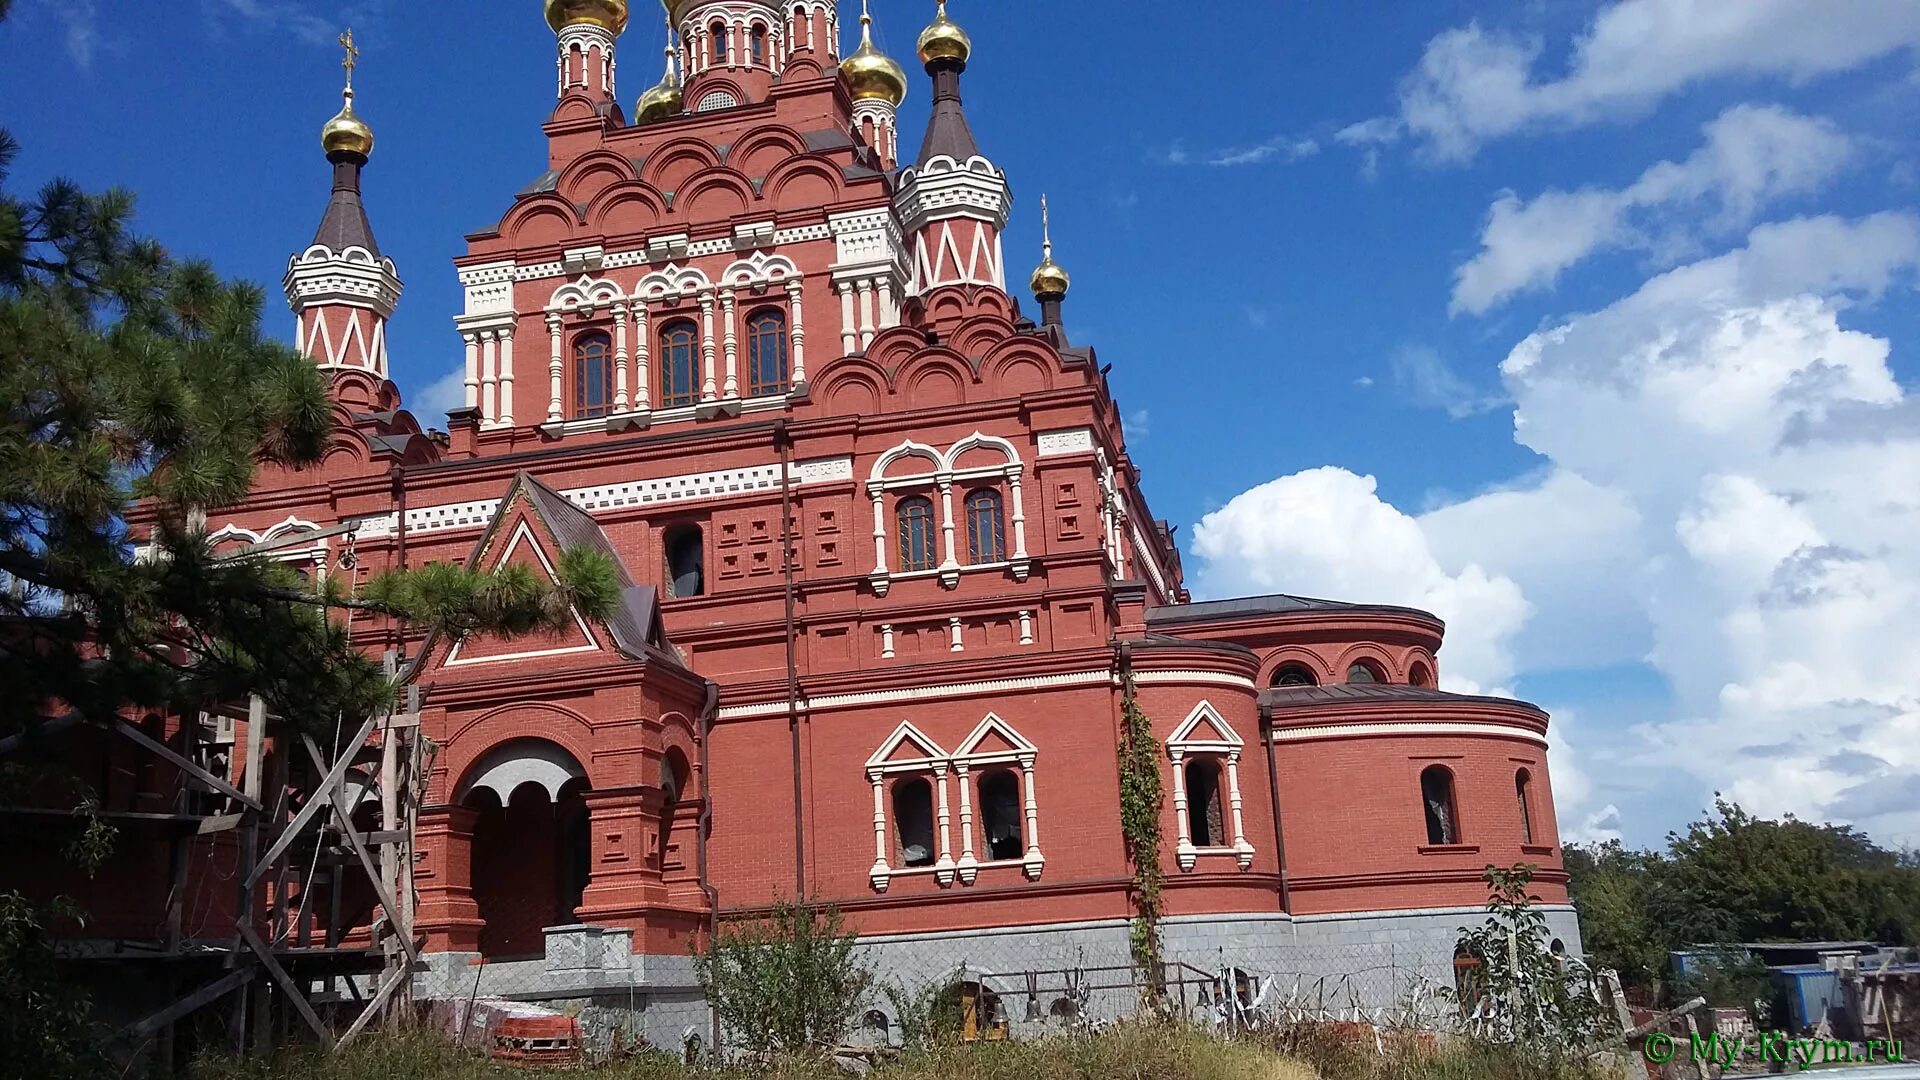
659 320 699 408
1270 663 1317 688
1409 661 1434 687
711 21 729 63
897 496 936 572
1346 660 1383 684
749 24 767 63
572 331 613 418
893 777 934 867
1516 769 1535 845
1185 759 1226 847
665 523 704 598
1421 764 1459 845
964 489 1005 564
978 769 1023 861
746 308 789 396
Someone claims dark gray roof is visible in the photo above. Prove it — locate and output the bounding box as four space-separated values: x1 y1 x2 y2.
516 473 672 662
1146 593 1443 628
1132 632 1258 658
517 170 561 197
313 160 380 256
803 128 853 151
917 67 981 165
1260 683 1546 716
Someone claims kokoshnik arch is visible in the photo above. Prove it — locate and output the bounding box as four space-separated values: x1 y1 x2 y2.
102 0 1582 1041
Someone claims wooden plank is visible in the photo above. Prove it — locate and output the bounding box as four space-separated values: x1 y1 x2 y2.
123 969 254 1040
242 697 266 801
239 924 333 1047
335 963 411 1048
112 716 261 812
302 736 418 970
197 813 246 835
246 713 379 884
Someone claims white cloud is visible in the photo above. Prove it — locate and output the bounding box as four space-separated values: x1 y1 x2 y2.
205 0 388 45
1452 105 1852 314
410 364 468 426
1190 212 1920 842
1390 345 1506 417
1163 136 1319 168
34 0 101 68
1373 0 1920 161
1189 467 1532 694
1124 409 1151 441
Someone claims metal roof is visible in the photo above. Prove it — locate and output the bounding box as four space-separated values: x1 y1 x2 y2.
1260 683 1546 716
1145 593 1443 628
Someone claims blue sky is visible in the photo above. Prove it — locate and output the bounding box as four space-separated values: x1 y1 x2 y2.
6 1 1919 849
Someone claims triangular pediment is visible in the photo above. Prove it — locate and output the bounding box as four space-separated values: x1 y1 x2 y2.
442 515 601 667
866 722 948 770
956 713 1036 762
1169 701 1243 750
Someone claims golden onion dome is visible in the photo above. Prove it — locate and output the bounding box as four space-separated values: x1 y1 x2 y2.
1031 257 1070 299
634 48 684 124
545 0 630 34
917 0 971 67
841 5 907 107
320 91 375 158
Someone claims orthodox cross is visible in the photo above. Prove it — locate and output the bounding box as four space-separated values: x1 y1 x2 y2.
340 28 359 91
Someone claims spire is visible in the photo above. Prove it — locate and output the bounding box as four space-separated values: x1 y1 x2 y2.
315 28 379 256
1031 195 1071 331
635 34 685 124
915 0 979 165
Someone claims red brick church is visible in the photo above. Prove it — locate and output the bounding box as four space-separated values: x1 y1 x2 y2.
99 0 1578 1042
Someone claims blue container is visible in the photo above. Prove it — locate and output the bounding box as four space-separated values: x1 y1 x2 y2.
1771 965 1841 1033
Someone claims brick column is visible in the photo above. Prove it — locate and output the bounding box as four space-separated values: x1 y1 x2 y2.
574 785 669 929
414 805 484 953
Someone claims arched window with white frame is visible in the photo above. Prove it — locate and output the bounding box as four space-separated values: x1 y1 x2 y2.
866 435 1030 595
864 715 1045 891
1167 701 1256 872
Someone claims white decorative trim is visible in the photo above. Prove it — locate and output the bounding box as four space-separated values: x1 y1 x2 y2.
1268 721 1548 748
1035 428 1094 457
444 521 600 666
345 455 853 539
1167 701 1255 872
1130 518 1171 601
1133 670 1256 691
715 668 1109 720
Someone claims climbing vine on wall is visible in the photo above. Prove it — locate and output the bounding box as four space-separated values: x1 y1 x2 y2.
1116 669 1166 1002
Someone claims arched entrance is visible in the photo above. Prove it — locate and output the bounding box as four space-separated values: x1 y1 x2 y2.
458 739 592 960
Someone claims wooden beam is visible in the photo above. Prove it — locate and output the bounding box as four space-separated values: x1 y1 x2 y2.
335 962 411 1048
302 736 418 970
111 716 261 812
0 711 82 756
246 713 379 884
122 969 255 1041
242 697 266 801
238 924 333 1047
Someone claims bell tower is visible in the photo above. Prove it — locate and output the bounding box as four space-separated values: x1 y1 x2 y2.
283 29 403 406
896 1 1011 296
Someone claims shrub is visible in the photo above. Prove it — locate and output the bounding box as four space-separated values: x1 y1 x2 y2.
692 898 874 1061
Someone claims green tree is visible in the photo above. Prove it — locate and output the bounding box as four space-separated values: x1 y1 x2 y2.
0 38 613 1070
694 899 875 1061
1448 864 1614 1054
1562 840 1669 994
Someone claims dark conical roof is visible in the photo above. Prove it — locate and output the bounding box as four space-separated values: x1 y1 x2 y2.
916 65 980 165
312 157 380 257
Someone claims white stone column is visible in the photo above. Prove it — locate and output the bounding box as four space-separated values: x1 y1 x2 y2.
1018 610 1034 646
837 281 857 355
720 287 739 398
1170 749 1196 872
857 279 876 348
933 767 954 885
481 331 500 422
937 478 959 570
948 616 963 652
1008 467 1029 559
462 332 480 411
698 291 718 401
1226 752 1255 870
868 771 890 891
1020 756 1044 879
786 279 807 386
632 303 651 410
612 303 631 411
878 277 897 329
545 313 564 423
955 763 976 883
869 486 889 575
499 326 516 426
879 623 895 659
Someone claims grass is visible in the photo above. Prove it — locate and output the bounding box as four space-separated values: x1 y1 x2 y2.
186 1023 1626 1080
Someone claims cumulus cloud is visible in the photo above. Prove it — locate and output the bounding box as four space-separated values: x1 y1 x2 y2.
1361 0 1920 162
1452 105 1853 314
1191 212 1920 842
1189 467 1532 694
409 364 468 427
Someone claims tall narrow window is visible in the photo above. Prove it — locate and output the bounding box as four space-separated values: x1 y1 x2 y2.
1409 662 1434 687
750 24 767 63
746 308 789 396
1516 769 1535 845
964 489 1005 564
665 524 704 598
1421 765 1459 845
978 769 1023 861
1346 660 1383 684
572 331 613 418
897 496 936 572
1270 663 1317 687
894 777 934 867
1185 759 1225 847
659 320 699 407
711 21 729 63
